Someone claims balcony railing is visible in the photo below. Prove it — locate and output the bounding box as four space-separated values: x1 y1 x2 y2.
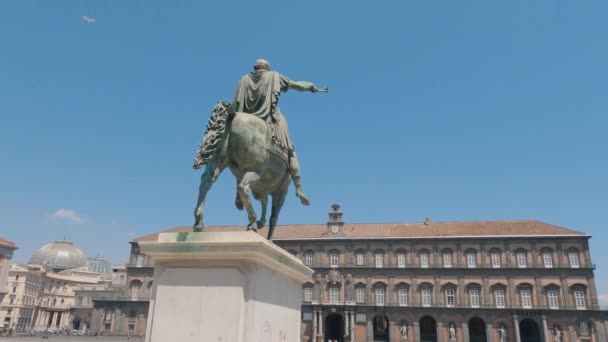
302 301 601 311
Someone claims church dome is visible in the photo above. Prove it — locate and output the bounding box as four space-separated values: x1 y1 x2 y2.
29 240 87 271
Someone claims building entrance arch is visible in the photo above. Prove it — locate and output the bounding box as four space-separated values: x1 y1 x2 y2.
373 314 389 341
520 319 541 342
469 318 487 342
325 313 344 342
420 316 437 342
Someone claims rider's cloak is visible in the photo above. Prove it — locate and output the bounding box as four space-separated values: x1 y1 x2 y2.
232 69 290 123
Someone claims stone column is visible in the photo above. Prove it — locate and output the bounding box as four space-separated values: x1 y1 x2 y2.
438 322 444 342
483 277 491 307
458 277 466 307
596 320 608 342
509 278 516 308
462 322 470 342
561 277 571 308
318 311 324 341
568 326 576 342
514 316 522 342
542 316 550 342
312 310 318 342
411 276 418 306
588 277 600 309
389 277 395 305
390 321 397 342
487 323 495 342
350 312 355 342
414 321 421 342
435 276 442 307
536 278 545 308
367 318 374 341
346 314 351 341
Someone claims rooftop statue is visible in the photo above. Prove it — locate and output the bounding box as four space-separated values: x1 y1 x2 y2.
193 59 326 240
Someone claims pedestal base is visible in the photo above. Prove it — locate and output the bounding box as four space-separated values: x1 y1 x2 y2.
140 231 313 342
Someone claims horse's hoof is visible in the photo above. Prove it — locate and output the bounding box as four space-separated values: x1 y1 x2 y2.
246 224 257 232
296 191 310 206
256 220 266 229
235 198 244 211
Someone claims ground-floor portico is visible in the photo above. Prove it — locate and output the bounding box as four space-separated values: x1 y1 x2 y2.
301 305 608 342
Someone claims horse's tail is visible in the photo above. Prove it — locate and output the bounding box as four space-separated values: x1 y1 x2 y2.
193 101 236 169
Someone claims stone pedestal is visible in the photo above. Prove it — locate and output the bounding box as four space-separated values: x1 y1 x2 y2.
140 231 314 342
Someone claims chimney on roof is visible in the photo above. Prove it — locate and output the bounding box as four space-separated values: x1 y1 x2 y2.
424 216 430 225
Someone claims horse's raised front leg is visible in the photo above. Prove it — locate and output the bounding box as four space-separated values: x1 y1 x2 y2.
193 161 224 232
256 193 268 229
238 171 261 231
267 188 287 240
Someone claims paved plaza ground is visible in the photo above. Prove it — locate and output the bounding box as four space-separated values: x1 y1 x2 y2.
0 337 140 341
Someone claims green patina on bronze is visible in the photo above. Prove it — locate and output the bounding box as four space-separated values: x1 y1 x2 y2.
192 60 327 240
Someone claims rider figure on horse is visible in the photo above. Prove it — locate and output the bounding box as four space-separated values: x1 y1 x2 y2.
232 59 320 207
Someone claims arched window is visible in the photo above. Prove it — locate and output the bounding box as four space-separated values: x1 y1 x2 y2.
304 250 314 266
396 249 407 268
465 249 477 268
568 248 580 268
517 283 533 309
466 283 482 308
375 250 385 268
328 284 340 304
136 254 144 267
419 283 433 307
355 249 365 266
545 284 560 309
396 283 409 306
442 249 453 268
355 283 366 303
515 249 528 268
373 283 387 306
130 280 142 301
419 249 430 268
302 283 314 302
329 250 340 268
490 248 502 268
442 283 457 307
571 284 587 310
541 248 554 268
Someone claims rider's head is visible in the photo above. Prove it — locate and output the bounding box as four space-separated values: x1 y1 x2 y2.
253 59 271 71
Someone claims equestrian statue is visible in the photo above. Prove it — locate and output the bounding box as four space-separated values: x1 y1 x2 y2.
193 59 327 240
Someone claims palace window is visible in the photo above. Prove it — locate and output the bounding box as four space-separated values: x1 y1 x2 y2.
443 252 452 268
130 282 141 301
520 288 532 308
330 252 339 268
467 252 477 268
580 321 590 335
547 290 559 309
398 287 408 306
574 290 586 310
491 251 501 268
469 289 480 308
136 254 144 267
375 252 384 268
356 253 364 266
304 287 313 302
569 252 580 268
422 288 432 307
329 287 339 304
543 252 553 268
356 287 365 303
420 251 429 268
375 287 385 306
445 288 456 307
305 253 313 266
516 251 527 268
397 252 406 268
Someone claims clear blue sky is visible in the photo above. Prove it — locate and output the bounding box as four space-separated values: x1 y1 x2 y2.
1 1 607 298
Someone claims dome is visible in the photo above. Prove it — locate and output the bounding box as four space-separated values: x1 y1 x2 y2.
29 240 87 271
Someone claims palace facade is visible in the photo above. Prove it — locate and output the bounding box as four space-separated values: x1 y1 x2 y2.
94 205 608 342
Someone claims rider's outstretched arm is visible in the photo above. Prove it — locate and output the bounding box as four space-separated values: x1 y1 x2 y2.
288 80 318 93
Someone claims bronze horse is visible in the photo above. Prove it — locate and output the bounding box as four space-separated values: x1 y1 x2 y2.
193 102 291 240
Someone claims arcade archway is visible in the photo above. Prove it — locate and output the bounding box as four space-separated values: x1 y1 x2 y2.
469 318 487 342
420 316 437 342
325 314 344 342
373 314 389 341
520 319 541 342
